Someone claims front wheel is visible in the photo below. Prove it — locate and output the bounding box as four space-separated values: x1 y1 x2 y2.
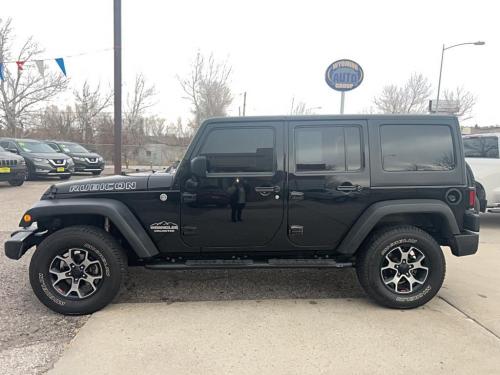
92 171 102 176
29 226 127 315
59 175 71 180
8 178 25 186
356 225 445 309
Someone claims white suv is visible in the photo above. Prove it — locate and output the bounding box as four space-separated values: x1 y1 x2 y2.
463 133 500 211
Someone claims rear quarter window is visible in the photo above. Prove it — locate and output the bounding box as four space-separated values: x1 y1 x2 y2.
380 125 455 172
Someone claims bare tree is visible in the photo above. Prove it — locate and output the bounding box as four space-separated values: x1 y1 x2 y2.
290 98 320 115
36 105 76 140
178 51 233 129
443 86 476 120
373 73 432 114
0 18 68 137
74 81 112 143
122 74 156 167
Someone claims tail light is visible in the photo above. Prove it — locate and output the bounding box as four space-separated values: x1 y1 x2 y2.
468 188 476 209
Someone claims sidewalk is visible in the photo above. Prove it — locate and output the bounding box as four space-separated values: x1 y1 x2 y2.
49 297 500 375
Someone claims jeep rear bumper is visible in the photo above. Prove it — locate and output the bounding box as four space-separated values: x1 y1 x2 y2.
4 227 44 260
450 230 479 257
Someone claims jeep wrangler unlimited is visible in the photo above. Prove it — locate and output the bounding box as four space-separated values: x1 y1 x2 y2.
5 115 480 315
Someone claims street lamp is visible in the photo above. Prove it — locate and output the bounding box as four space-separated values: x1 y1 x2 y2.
435 41 485 113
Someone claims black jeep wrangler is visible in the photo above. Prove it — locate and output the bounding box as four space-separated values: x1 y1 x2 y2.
5 115 480 315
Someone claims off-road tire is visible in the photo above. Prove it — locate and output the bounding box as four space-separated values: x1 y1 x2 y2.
8 178 24 186
356 225 445 309
29 225 127 315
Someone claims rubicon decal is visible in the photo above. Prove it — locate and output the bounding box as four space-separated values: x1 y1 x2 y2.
69 181 136 193
150 221 179 233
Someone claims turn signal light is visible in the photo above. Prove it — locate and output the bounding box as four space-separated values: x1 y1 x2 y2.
23 214 32 223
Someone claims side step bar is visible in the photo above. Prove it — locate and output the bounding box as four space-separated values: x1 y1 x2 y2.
144 258 353 270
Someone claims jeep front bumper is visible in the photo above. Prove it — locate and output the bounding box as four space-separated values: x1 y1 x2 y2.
4 227 44 260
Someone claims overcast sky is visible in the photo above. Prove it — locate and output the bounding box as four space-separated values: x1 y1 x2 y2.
3 0 498 126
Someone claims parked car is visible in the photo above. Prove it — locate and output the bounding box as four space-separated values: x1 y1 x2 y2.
5 115 479 315
0 145 27 186
463 133 500 211
0 138 74 180
45 141 105 175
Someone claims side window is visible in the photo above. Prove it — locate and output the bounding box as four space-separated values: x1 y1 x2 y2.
463 136 499 158
381 125 455 172
47 143 59 152
199 127 275 173
295 126 362 172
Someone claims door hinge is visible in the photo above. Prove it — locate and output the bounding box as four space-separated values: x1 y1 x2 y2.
289 225 304 236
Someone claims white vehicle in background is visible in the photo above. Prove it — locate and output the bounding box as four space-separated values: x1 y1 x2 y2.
463 133 500 212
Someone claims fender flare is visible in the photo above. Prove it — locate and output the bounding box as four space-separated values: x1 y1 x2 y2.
336 199 460 255
24 198 159 259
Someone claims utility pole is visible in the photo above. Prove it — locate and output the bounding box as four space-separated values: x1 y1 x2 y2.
242 91 247 116
113 0 122 174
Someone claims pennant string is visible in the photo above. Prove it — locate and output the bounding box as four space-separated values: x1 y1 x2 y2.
0 47 113 64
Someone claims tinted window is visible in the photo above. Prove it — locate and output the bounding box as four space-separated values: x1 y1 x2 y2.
47 143 59 151
463 136 499 158
295 126 362 172
60 142 89 153
381 125 455 172
200 127 274 173
17 141 55 153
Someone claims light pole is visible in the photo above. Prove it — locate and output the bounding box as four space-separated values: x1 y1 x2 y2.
435 41 485 113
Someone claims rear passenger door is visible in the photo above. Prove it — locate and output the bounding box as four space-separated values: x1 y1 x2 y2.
287 120 371 248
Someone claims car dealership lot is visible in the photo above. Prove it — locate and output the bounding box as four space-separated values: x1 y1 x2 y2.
1 178 499 374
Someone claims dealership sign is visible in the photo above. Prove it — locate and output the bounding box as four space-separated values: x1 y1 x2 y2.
325 59 364 92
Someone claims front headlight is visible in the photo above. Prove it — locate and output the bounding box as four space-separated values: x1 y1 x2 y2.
19 158 26 165
67 158 75 165
33 158 47 163
98 156 104 162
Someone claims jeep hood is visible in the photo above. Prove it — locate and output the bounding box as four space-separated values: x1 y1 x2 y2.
42 172 174 198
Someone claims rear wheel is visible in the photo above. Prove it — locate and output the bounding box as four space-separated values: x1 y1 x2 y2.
356 225 445 309
29 226 127 315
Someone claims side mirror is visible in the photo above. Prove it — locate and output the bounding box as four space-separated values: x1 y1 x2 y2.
190 156 207 178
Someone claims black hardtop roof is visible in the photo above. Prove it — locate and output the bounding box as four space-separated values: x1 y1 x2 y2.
203 114 458 124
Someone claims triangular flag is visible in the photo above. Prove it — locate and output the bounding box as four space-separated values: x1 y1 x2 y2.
55 58 66 76
35 60 45 77
16 61 25 71
0 63 4 81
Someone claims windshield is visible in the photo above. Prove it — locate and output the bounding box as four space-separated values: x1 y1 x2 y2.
60 143 90 153
17 141 56 153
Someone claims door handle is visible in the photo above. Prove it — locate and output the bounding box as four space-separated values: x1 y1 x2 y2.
255 186 280 193
337 184 363 192
290 191 304 200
